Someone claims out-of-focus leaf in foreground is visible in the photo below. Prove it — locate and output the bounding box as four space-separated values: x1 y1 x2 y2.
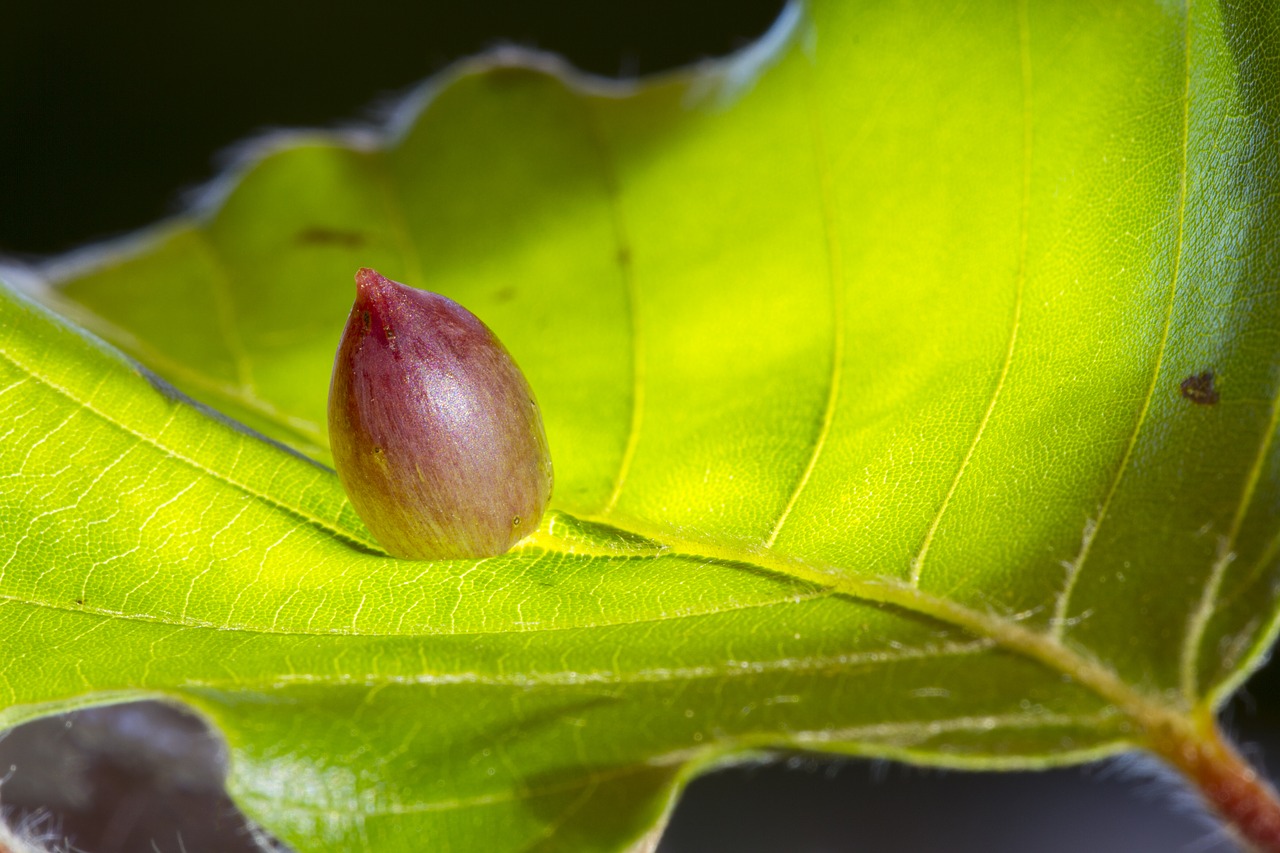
2 0 1279 850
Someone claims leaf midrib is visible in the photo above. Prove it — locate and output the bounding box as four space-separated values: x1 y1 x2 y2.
1 254 1191 741
568 510 1174 727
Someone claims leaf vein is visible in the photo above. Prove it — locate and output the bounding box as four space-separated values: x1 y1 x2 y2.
178 638 997 690
191 228 258 395
1051 0 1193 639
1182 333 1280 701
0 341 378 553
909 1 1031 588
580 98 645 518
231 711 1114 819
765 68 846 549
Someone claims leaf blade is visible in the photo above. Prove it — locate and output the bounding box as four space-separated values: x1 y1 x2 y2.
4 0 1280 850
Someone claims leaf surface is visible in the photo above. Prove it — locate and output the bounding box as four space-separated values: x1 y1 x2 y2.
3 0 1280 850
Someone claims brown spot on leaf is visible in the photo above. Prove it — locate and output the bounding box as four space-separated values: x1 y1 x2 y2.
1180 371 1219 406
492 286 516 303
295 226 367 248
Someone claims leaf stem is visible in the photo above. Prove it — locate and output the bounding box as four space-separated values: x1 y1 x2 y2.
1148 709 1280 853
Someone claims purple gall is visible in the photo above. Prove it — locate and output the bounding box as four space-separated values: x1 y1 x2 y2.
328 268 553 559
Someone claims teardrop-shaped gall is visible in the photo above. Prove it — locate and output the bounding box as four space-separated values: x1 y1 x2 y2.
328 268 553 559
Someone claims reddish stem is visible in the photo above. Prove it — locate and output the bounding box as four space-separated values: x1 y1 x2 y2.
1150 710 1280 852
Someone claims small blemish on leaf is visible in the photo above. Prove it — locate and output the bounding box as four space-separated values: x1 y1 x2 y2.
512 516 522 528
360 310 372 331
492 286 516 303
296 226 367 248
1180 370 1219 406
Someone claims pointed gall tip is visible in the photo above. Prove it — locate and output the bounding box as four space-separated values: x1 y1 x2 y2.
355 267 398 309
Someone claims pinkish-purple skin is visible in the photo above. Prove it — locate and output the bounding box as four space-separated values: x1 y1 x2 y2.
328 268 553 559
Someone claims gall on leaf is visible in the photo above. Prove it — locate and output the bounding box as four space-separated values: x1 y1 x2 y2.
328 268 553 559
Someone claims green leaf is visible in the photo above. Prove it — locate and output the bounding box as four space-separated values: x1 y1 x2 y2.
3 0 1279 850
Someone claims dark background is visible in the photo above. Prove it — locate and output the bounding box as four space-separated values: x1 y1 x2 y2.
1 2 1277 851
